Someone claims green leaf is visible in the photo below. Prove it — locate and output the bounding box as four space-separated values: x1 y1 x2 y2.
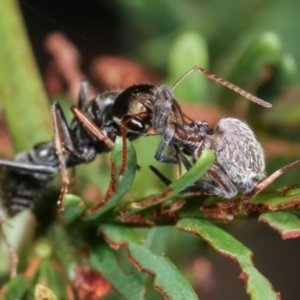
169 148 215 194
46 224 77 279
61 193 86 223
249 187 300 207
130 148 215 210
177 218 279 300
0 275 31 300
280 54 297 85
259 211 300 239
100 224 199 300
166 30 209 103
89 241 145 300
36 259 69 299
83 137 137 221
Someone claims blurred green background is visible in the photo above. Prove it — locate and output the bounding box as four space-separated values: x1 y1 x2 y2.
1 0 300 299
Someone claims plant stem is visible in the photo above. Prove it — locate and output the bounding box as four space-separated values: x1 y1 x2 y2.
0 0 52 151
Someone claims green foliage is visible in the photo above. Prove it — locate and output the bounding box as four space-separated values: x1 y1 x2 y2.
177 219 279 300
1 1 300 300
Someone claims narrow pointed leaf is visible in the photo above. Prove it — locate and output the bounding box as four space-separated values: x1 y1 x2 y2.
83 137 137 221
100 224 199 300
130 148 215 211
89 241 145 300
249 187 300 207
61 194 86 223
0 275 31 300
36 259 69 299
169 148 215 194
177 218 279 300
259 211 300 239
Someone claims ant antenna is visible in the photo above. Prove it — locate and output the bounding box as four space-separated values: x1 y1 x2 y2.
171 66 272 108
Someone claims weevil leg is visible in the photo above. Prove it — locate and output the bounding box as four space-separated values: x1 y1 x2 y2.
176 162 238 198
175 145 238 198
155 124 178 163
152 86 189 163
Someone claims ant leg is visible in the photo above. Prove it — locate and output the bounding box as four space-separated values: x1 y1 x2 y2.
0 211 18 278
171 66 272 108
52 102 95 210
52 103 114 210
78 80 89 110
0 160 58 174
52 103 73 211
149 165 172 185
118 124 128 176
52 103 83 157
71 106 114 149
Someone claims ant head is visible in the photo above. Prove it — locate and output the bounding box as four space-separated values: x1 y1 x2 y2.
112 84 155 133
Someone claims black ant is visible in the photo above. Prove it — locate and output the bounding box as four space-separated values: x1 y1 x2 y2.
0 82 141 216
0 66 271 216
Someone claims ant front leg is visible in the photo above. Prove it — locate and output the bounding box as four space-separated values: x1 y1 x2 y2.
52 102 114 211
52 102 76 211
